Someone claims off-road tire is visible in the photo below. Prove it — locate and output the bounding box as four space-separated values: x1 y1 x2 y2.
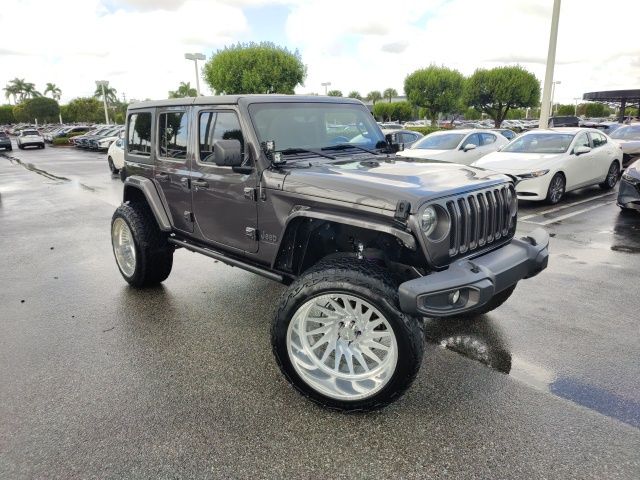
272 257 424 411
599 161 619 190
111 202 173 287
108 156 119 174
455 284 517 318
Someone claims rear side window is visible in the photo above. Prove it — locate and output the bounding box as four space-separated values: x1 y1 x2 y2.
127 112 152 156
463 133 481 148
199 111 244 162
158 111 188 160
480 133 497 145
591 132 607 148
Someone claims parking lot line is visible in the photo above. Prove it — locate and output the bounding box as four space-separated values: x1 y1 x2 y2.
533 201 617 226
519 191 616 220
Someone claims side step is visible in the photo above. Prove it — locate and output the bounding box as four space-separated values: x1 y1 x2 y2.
168 237 285 283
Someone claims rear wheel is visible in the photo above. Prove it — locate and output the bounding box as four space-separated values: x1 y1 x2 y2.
111 202 173 287
272 258 424 411
600 161 619 190
546 173 565 204
119 166 127 182
108 156 119 174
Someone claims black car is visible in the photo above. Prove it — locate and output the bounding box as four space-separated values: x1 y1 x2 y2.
0 131 12 151
618 159 640 212
548 116 580 127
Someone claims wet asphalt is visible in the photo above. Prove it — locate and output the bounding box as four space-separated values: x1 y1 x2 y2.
1 142 639 479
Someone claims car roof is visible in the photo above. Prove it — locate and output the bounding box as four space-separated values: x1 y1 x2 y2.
129 94 363 110
431 129 495 135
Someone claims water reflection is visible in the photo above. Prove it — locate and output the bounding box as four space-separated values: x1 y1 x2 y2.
611 210 640 254
423 317 512 374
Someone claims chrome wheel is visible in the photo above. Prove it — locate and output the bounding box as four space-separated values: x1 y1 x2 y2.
549 174 564 204
112 217 137 277
287 293 398 401
606 163 619 187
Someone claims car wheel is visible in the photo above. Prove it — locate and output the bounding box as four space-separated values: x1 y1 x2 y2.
111 202 174 287
546 173 565 204
108 156 119 174
600 161 620 190
272 257 424 411
119 167 127 183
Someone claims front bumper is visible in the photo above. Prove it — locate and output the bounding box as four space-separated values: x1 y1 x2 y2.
515 175 549 201
617 177 640 210
399 228 549 317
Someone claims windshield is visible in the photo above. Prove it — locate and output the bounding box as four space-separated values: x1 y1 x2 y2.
610 125 640 140
412 133 465 150
248 102 385 152
502 133 574 154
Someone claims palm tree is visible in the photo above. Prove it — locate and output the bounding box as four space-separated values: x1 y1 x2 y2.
347 91 362 100
383 88 398 103
94 84 118 104
21 82 41 100
366 91 382 105
168 81 197 98
44 83 62 101
3 83 19 105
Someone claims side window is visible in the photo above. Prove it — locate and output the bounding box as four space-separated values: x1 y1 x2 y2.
591 132 607 148
127 112 152 156
158 111 188 160
463 133 480 148
199 111 244 162
574 133 590 150
480 133 497 146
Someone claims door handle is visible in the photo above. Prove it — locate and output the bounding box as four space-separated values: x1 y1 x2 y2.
192 180 209 190
155 173 169 182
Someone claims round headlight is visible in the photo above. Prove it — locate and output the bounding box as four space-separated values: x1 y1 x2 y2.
420 206 438 236
506 188 518 217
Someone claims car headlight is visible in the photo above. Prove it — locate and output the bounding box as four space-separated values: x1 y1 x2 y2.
420 206 438 236
622 172 639 184
517 169 549 179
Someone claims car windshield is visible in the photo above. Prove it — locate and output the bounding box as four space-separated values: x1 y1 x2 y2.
248 102 385 153
412 133 465 150
502 133 574 154
610 125 640 140
23 130 39 136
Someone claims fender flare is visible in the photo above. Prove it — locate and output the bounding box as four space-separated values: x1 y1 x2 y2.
123 176 172 231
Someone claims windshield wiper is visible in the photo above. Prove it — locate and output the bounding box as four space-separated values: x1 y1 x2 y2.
322 144 380 155
278 148 336 160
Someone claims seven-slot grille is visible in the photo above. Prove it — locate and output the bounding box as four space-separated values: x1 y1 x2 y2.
445 184 515 257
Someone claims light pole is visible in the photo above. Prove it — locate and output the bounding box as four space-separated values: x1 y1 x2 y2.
96 80 110 125
573 97 581 115
550 80 561 116
539 0 561 128
321 82 331 95
184 53 206 96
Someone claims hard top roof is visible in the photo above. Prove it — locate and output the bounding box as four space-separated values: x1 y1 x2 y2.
128 94 363 110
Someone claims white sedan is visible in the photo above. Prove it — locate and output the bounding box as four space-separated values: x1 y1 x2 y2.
396 129 509 165
609 124 640 167
107 137 125 180
472 128 623 204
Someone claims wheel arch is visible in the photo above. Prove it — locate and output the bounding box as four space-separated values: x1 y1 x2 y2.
122 176 172 231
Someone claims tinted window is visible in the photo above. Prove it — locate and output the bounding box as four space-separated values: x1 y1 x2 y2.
574 133 590 150
503 133 575 154
591 132 607 148
199 111 244 162
399 132 417 143
127 112 152 156
22 130 39 136
610 125 640 140
158 111 188 160
463 133 481 148
413 133 465 150
480 133 496 145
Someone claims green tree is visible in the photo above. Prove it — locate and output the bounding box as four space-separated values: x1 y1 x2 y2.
4 78 41 103
584 103 608 117
13 97 59 123
327 89 343 97
203 42 306 94
64 97 105 123
3 83 20 105
44 83 62 101
168 81 198 98
463 107 482 120
389 101 413 122
347 91 362 100
404 66 464 126
372 102 390 121
366 90 382 105
94 84 118 104
0 105 15 124
464 66 540 127
383 88 398 103
555 104 575 116
506 108 526 119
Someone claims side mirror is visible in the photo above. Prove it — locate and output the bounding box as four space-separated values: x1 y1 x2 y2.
213 139 243 167
574 145 591 156
463 143 477 152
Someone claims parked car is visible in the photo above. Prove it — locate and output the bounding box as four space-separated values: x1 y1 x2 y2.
381 129 423 148
548 116 580 127
76 126 114 149
473 128 622 204
609 124 640 167
596 121 624 136
618 159 640 212
397 129 509 165
110 95 549 411
93 127 124 151
492 128 517 140
16 129 45 149
0 131 12 151
107 136 125 179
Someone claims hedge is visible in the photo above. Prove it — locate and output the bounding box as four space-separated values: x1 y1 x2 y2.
53 137 70 146
405 126 441 136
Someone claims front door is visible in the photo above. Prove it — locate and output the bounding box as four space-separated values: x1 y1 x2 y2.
565 132 595 189
191 108 258 253
154 108 193 233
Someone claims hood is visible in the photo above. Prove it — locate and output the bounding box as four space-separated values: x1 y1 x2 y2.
279 156 509 211
397 149 452 159
472 151 561 173
625 159 640 178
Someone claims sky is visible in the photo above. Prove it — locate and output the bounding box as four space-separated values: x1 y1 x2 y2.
1 0 639 105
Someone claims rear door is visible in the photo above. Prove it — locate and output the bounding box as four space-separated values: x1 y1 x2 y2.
153 107 193 233
191 107 258 253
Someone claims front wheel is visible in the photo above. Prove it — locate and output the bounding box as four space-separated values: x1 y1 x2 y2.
546 173 565 204
272 258 424 411
108 156 119 174
600 161 620 190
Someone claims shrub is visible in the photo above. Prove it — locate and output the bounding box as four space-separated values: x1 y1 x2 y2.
68 131 85 138
53 136 69 146
405 126 441 136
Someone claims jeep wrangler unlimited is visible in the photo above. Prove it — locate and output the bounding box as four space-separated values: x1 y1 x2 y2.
111 95 549 411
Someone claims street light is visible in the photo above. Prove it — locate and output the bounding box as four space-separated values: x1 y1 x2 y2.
95 80 110 125
550 80 561 115
185 53 206 96
321 82 331 95
573 97 581 115
539 0 561 128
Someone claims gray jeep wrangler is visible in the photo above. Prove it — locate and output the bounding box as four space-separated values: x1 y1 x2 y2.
111 95 549 411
